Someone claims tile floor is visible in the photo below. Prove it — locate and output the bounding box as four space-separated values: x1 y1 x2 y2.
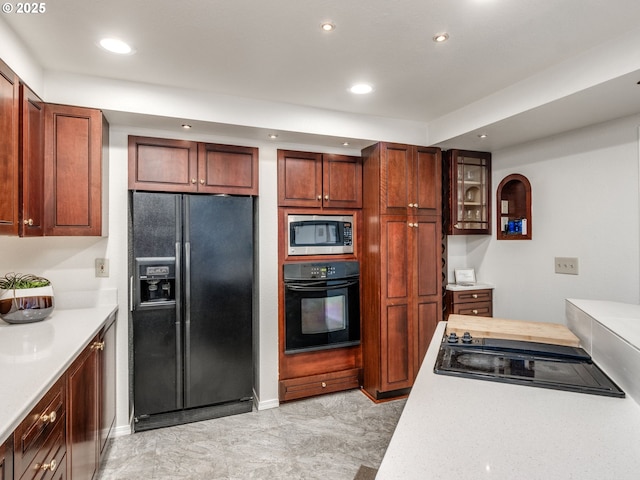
96 389 405 480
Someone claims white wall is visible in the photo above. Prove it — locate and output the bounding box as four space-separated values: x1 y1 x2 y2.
449 114 640 323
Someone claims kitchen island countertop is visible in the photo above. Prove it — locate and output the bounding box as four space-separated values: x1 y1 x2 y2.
376 319 640 479
0 303 118 444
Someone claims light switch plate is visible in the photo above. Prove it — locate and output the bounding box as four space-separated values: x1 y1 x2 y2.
555 257 579 275
95 258 109 277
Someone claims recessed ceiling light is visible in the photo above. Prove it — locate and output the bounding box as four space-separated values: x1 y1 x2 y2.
433 33 449 43
99 37 135 55
478 133 488 139
321 22 335 32
342 141 350 147
350 83 373 95
268 134 278 139
182 124 192 129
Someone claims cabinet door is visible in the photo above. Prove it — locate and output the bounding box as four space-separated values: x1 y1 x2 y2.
128 135 198 192
197 143 258 195
277 150 323 207
380 143 412 215
322 154 362 208
0 434 13 480
414 216 442 368
98 317 116 457
44 104 105 236
414 147 441 216
380 216 414 391
20 84 45 236
0 59 19 236
67 338 99 480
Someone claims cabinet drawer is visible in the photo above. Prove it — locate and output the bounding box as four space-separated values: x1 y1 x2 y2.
450 289 492 304
451 302 492 317
14 377 66 480
279 368 362 402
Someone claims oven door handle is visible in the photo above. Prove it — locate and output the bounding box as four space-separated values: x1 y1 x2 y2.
285 280 359 292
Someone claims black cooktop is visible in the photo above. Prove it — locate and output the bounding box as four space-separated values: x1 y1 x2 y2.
433 333 625 398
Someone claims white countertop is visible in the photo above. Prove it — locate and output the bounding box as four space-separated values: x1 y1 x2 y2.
0 304 118 444
376 321 640 479
446 282 494 291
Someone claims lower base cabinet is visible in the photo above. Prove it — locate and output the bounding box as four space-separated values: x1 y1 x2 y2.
6 311 116 480
279 368 362 402
445 288 493 318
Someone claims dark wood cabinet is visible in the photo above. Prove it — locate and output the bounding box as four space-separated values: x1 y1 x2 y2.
128 136 258 195
445 149 491 235
98 318 116 457
14 376 66 480
0 58 20 236
361 142 442 400
66 337 99 480
496 173 532 240
277 149 362 208
19 84 45 237
279 368 361 402
0 434 13 480
445 288 493 318
44 104 108 236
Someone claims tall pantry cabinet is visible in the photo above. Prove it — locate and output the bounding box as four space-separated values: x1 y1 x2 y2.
361 142 442 400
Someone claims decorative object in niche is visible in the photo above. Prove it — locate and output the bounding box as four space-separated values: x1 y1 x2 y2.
0 272 55 323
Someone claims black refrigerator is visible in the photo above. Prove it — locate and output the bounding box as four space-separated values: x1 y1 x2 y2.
130 191 254 432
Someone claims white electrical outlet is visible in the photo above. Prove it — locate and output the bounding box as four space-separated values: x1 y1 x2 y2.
95 258 109 277
554 257 579 275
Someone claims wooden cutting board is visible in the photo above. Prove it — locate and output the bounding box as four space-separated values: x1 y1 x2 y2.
446 314 580 347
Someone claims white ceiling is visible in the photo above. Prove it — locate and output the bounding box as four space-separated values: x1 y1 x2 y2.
3 0 640 151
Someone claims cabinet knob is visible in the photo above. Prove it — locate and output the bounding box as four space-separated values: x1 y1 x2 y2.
321 382 327 388
40 410 57 424
23 218 34 226
472 294 478 299
40 459 57 472
191 178 196 184
317 195 322 201
324 195 329 200
200 179 205 185
91 341 105 351
472 309 478 315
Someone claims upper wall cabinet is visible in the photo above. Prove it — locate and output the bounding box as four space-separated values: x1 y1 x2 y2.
445 149 491 235
128 136 258 196
496 173 532 240
44 104 109 236
277 149 362 209
0 59 20 236
362 143 441 217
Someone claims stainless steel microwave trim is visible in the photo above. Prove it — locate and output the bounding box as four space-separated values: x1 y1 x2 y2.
287 214 354 256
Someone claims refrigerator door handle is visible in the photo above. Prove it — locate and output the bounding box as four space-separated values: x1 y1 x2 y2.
184 240 192 407
175 240 184 410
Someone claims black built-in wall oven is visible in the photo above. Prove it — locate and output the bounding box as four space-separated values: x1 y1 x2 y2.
284 261 360 354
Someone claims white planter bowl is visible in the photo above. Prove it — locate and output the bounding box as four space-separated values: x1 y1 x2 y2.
0 285 55 324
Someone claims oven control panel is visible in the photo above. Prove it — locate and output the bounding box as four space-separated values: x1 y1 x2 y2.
283 261 360 281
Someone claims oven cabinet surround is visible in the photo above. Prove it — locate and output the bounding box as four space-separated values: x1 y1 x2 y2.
128 135 258 196
277 149 362 209
444 284 494 319
361 142 442 400
376 319 640 479
277 210 363 402
0 306 117 480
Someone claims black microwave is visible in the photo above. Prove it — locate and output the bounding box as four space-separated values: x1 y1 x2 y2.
287 214 354 255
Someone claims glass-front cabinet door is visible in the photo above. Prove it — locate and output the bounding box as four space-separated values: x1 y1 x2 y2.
445 150 491 235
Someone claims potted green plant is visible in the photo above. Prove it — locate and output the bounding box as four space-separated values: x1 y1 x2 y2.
0 273 55 324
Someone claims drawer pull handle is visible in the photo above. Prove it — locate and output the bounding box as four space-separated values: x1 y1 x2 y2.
40 459 57 472
472 309 478 315
472 294 478 299
91 341 105 351
40 410 57 424
321 382 327 388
